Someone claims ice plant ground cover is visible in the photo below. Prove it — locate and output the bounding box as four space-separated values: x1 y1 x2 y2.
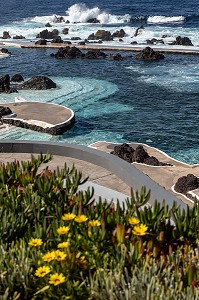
0 154 198 299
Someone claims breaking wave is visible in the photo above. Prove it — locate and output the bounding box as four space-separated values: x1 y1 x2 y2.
147 15 186 24
65 3 131 24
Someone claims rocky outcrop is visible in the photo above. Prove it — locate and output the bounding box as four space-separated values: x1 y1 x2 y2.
50 46 107 59
87 18 100 23
112 54 123 60
62 28 69 34
112 29 126 38
111 143 172 166
11 74 24 82
0 48 11 54
171 36 193 46
36 29 59 39
0 74 17 93
35 39 47 45
51 36 63 43
134 26 144 37
135 47 165 61
54 16 65 23
174 174 199 194
2 31 11 39
0 106 12 117
13 35 25 39
21 76 56 90
146 38 164 45
45 22 52 27
84 50 107 59
71 37 81 40
88 30 113 41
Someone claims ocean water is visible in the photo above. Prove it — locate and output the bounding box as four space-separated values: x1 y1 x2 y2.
1 0 199 164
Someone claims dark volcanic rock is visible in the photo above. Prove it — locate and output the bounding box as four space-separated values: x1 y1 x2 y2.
87 18 100 23
112 29 126 38
51 46 107 59
13 35 25 39
134 26 144 37
113 54 123 60
71 36 81 40
111 143 135 163
11 74 24 82
135 47 165 61
36 29 59 39
51 36 63 43
133 145 149 163
21 76 56 90
0 48 11 54
2 31 11 39
146 38 164 45
84 50 107 59
88 30 113 41
62 28 69 34
54 16 65 23
171 36 193 46
0 106 12 117
0 74 10 92
174 174 199 194
45 22 52 27
35 39 47 45
111 143 172 166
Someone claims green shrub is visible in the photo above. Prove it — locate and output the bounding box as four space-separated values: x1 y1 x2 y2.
0 154 198 299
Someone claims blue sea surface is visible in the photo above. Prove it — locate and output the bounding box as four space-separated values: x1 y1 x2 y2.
0 0 199 164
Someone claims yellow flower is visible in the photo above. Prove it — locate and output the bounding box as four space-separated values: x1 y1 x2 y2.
42 251 56 262
54 250 67 261
88 230 92 237
49 273 65 286
75 215 88 223
35 266 50 277
57 241 70 248
88 220 101 227
129 217 140 225
57 226 70 235
28 238 43 247
132 224 148 236
62 213 76 221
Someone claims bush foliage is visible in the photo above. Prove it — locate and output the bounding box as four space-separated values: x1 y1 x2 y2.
0 154 198 299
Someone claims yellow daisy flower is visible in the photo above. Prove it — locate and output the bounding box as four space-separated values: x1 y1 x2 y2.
54 250 67 261
28 238 43 247
57 241 70 248
49 273 65 286
88 220 101 227
42 251 56 262
35 266 50 277
57 226 70 235
75 215 88 223
129 217 140 225
132 224 148 236
62 213 76 221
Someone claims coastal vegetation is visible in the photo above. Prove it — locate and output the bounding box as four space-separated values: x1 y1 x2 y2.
0 154 198 299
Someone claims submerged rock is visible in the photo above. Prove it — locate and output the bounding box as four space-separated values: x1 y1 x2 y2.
21 76 56 90
135 47 165 61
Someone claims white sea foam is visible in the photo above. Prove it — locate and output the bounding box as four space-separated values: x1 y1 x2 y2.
65 3 131 24
147 15 185 24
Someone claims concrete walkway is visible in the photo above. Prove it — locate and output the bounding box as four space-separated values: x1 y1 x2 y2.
91 141 199 206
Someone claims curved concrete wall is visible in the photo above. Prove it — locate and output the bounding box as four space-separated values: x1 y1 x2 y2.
0 140 187 209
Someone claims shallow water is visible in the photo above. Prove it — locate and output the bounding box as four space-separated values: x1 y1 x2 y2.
1 1 199 164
